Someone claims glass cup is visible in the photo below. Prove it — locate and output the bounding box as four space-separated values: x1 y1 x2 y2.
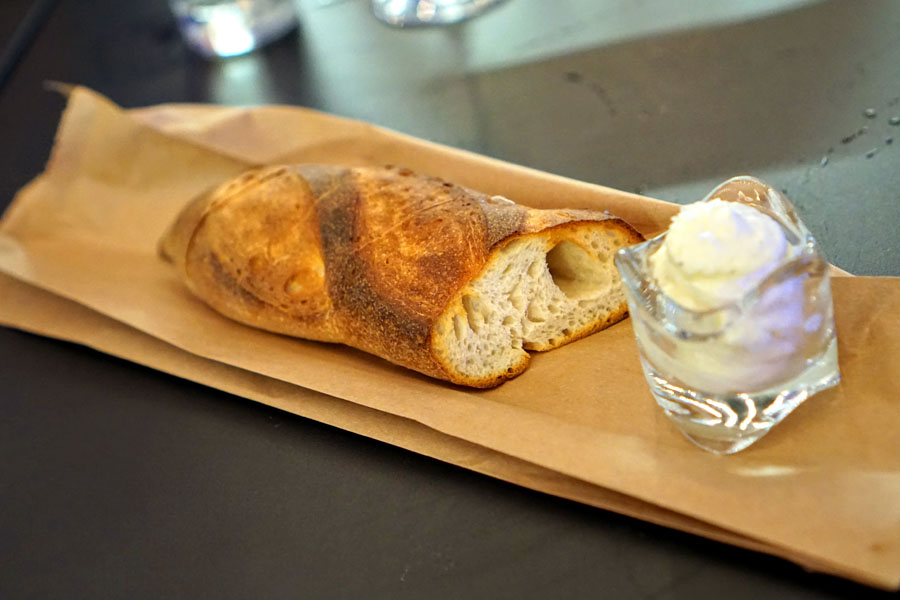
169 0 299 58
615 177 840 454
370 0 507 27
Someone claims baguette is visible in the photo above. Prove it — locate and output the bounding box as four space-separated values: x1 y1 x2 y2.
159 165 643 388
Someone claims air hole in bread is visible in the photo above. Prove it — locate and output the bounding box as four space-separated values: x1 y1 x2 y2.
453 314 467 341
546 241 608 299
526 299 548 322
509 282 525 311
462 294 487 334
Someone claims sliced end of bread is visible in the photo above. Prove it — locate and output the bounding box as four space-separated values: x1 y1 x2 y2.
429 219 639 388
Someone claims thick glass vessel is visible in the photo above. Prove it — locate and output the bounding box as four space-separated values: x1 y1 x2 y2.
615 177 840 454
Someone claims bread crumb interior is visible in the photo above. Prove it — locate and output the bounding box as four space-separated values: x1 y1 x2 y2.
432 227 628 382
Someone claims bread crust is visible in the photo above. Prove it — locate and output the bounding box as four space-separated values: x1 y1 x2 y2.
160 165 643 387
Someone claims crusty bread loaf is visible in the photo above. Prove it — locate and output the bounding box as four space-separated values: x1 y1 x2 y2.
159 165 643 388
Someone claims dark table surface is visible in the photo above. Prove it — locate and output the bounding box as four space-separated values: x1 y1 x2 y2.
1 0 897 598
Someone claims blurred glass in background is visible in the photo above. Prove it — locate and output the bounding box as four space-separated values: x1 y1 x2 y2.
169 0 299 58
371 0 506 27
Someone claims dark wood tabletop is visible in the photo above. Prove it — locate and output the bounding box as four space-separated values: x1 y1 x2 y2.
1 1 898 598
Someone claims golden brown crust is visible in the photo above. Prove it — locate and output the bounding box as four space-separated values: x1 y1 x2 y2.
160 165 643 387
160 166 339 343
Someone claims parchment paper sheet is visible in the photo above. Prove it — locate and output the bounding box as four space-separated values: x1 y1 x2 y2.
1 87 898 589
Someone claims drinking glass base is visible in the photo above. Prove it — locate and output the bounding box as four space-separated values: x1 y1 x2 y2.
642 339 840 454
371 0 506 27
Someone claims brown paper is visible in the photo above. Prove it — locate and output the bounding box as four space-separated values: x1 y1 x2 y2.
1 87 898 589
0 271 788 565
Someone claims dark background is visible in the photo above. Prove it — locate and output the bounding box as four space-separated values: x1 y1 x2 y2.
1 0 898 597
